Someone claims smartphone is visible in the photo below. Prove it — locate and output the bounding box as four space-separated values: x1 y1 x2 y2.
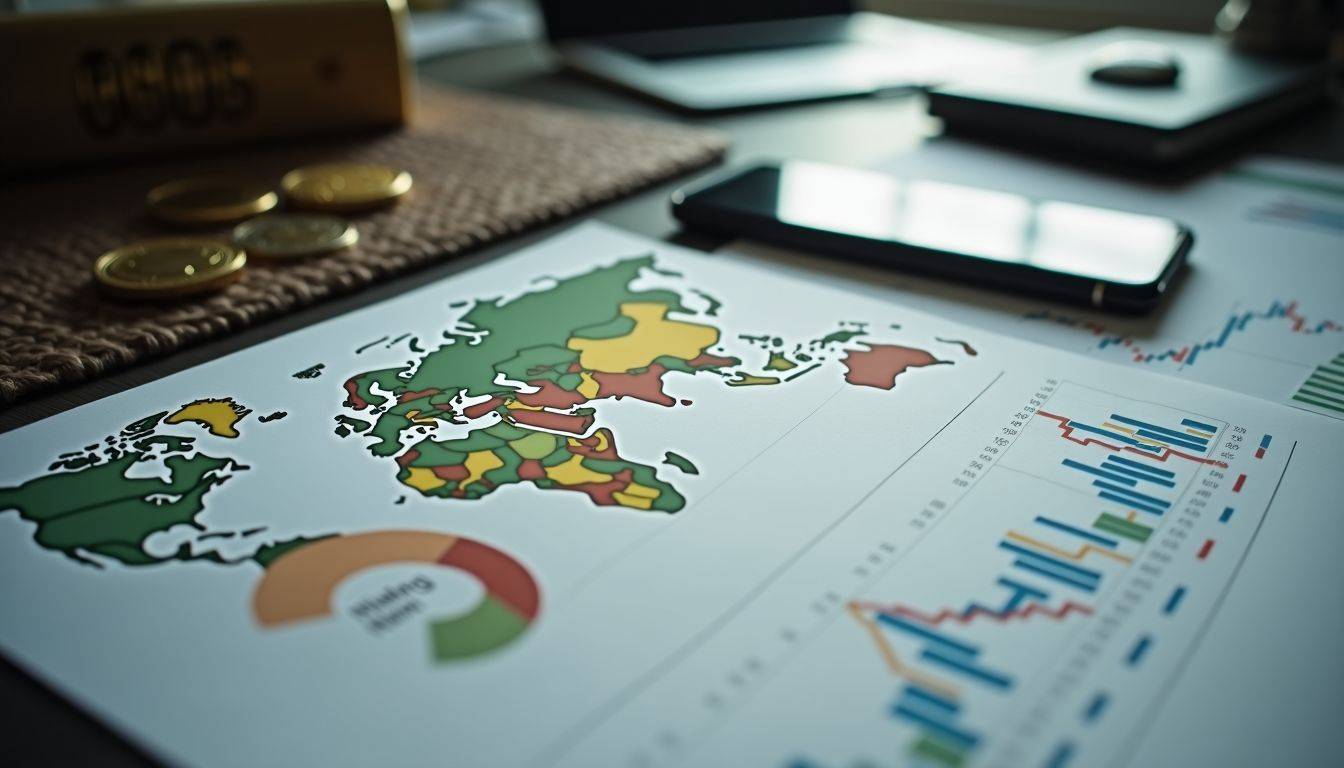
670 161 1193 312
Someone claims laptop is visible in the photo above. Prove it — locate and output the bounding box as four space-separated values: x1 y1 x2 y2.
537 0 1029 112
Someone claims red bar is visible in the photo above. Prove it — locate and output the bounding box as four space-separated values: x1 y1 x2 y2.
1232 474 1247 492
1254 448 1265 459
1197 539 1215 560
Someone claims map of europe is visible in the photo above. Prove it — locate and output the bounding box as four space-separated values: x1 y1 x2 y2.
0 254 969 572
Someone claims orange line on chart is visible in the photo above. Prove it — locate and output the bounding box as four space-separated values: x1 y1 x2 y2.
1005 531 1134 565
847 604 960 700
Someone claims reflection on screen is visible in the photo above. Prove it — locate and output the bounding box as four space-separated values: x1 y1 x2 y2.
773 162 1180 285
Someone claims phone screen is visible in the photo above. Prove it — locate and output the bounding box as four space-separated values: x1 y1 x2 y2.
686 162 1186 286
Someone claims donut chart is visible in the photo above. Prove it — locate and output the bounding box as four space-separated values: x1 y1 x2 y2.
252 530 540 661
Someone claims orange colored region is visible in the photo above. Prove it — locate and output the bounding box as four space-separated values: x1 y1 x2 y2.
840 343 948 390
253 531 457 626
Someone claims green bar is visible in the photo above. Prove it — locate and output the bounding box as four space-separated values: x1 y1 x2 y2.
1317 364 1344 379
1227 168 1344 198
911 735 966 767
1095 513 1152 542
1294 393 1344 414
1313 367 1344 385
1303 377 1344 397
1301 383 1344 405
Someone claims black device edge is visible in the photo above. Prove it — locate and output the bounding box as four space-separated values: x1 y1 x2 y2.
670 162 1194 314
926 71 1330 167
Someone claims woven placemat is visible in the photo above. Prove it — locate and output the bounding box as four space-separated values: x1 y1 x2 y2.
0 86 726 405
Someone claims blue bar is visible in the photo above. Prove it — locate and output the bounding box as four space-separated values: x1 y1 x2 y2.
1106 455 1174 477
1062 459 1137 486
1098 462 1177 488
1214 315 1237 348
999 542 1102 582
1093 480 1171 508
902 684 960 714
1220 507 1235 523
1012 559 1098 593
1126 635 1153 666
875 612 980 658
1066 421 1162 452
1035 516 1117 548
921 647 1013 690
998 576 1049 600
1163 586 1187 615
1110 415 1209 447
1135 429 1209 452
892 704 980 749
1046 741 1075 768
1098 491 1167 515
1182 418 1219 433
997 577 1049 611
1083 692 1109 723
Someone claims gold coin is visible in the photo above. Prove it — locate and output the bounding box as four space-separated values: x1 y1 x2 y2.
146 177 279 226
232 213 358 259
94 239 247 299
281 163 412 213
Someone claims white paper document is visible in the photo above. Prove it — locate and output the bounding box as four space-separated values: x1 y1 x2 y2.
0 223 1341 767
728 143 1344 422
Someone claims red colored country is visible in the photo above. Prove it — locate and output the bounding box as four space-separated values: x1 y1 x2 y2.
567 428 621 460
399 388 440 403
593 364 675 407
517 380 589 409
841 343 949 390
510 408 595 435
463 397 505 419
343 379 367 409
687 353 738 370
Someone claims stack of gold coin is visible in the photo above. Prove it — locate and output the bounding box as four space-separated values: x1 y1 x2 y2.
95 161 410 300
93 239 247 299
232 213 359 259
146 177 278 227
281 163 413 213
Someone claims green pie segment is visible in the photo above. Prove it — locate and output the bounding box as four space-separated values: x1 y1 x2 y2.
430 595 532 661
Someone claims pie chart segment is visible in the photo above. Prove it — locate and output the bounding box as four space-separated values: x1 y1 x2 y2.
252 530 540 661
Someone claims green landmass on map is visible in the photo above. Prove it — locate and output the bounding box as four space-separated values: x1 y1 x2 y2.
340 256 742 514
339 256 965 515
662 451 699 475
0 398 317 569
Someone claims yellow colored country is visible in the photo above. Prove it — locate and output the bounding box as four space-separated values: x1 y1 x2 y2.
164 397 249 438
567 302 718 373
612 491 653 510
462 450 504 490
545 455 612 486
403 467 446 492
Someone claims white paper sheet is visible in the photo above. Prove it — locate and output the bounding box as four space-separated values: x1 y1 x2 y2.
1 223 1340 767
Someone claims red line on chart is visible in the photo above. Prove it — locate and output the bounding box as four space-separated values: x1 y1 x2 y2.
850 600 1094 627
1037 410 1228 468
1232 474 1247 492
1197 539 1215 560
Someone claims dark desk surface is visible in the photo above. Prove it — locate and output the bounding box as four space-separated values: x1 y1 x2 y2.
3 32 1343 765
